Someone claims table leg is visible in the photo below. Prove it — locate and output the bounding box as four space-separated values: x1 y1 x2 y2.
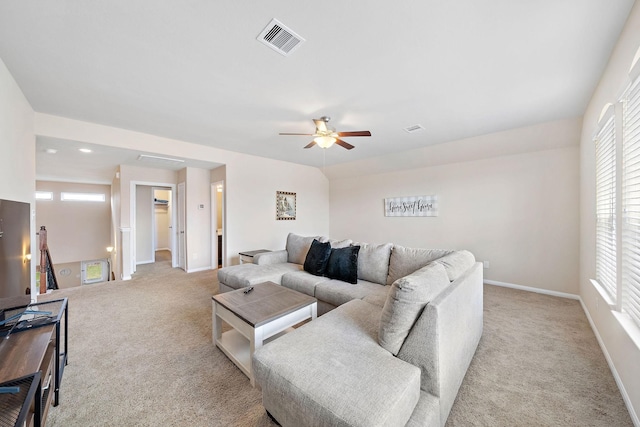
250 325 264 387
212 301 222 345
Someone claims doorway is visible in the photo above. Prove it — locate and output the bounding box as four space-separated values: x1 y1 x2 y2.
211 181 224 269
130 181 177 276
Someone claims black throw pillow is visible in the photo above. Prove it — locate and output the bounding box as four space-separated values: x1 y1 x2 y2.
303 239 332 276
325 245 360 284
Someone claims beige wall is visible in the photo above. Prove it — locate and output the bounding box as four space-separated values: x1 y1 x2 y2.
0 57 36 296
35 181 111 264
579 1 640 422
184 167 212 272
330 140 580 295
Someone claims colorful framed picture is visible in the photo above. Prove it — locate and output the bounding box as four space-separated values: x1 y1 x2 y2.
276 191 296 220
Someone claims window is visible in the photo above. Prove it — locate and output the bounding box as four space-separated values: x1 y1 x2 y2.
622 77 640 327
595 110 617 302
595 69 640 331
81 259 109 284
60 192 105 202
35 191 53 200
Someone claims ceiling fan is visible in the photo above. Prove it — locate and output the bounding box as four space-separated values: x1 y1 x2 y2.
279 116 371 150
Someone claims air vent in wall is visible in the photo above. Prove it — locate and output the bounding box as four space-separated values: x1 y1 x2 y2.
404 124 425 134
257 19 305 56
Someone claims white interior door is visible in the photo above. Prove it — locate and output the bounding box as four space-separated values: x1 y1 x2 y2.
177 182 186 271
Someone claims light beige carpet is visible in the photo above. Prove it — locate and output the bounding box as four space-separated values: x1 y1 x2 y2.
41 260 633 426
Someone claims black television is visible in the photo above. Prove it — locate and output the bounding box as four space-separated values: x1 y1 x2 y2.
0 198 32 313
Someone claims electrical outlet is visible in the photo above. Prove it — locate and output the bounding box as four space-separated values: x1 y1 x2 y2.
483 261 490 269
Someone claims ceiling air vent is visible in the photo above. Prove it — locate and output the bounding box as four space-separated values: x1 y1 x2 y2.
404 124 425 134
257 19 305 56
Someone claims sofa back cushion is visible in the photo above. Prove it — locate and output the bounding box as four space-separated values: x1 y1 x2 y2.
303 239 332 276
354 242 393 286
379 262 450 355
287 233 323 265
328 238 353 249
387 246 453 285
434 250 476 281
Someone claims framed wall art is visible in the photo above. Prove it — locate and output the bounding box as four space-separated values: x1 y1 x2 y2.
276 191 296 220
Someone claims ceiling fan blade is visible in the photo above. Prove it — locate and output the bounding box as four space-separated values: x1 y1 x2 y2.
304 141 317 149
280 132 314 136
334 138 354 150
337 131 371 137
313 119 328 133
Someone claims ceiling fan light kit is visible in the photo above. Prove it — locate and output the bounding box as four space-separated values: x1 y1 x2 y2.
314 136 337 148
280 116 371 150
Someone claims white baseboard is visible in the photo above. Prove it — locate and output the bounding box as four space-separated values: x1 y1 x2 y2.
485 279 638 426
136 260 154 265
484 279 579 300
186 266 213 273
579 299 640 427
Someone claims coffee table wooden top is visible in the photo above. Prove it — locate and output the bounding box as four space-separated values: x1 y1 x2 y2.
212 281 316 328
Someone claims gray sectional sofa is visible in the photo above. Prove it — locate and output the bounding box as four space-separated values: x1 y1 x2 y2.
216 233 483 427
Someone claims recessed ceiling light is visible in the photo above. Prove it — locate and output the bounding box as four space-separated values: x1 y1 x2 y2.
79 148 92 153
45 148 57 154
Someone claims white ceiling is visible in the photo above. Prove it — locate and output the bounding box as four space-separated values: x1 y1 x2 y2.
0 1 635 183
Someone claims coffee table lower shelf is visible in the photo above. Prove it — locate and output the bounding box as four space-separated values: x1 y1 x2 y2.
212 298 317 387
216 328 291 379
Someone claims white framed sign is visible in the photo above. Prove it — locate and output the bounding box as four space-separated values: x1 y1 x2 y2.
384 195 438 217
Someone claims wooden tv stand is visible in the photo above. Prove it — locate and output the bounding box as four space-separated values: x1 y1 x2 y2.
0 298 68 426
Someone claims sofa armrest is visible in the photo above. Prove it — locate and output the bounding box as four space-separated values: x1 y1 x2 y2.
254 250 288 265
397 262 483 426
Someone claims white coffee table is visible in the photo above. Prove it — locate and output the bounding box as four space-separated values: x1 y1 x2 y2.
212 281 317 386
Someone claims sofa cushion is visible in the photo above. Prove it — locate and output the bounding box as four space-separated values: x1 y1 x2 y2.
281 270 330 297
328 238 353 248
355 242 393 285
315 279 384 307
216 263 302 289
387 246 453 285
434 250 476 281
325 245 360 284
379 262 450 355
303 239 332 276
286 233 323 265
361 284 392 308
253 299 421 427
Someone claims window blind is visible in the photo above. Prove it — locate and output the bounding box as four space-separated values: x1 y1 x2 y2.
622 77 640 328
595 114 617 302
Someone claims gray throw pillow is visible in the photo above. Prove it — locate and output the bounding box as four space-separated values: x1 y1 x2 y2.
379 262 450 356
286 233 322 265
386 245 453 285
354 242 393 285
